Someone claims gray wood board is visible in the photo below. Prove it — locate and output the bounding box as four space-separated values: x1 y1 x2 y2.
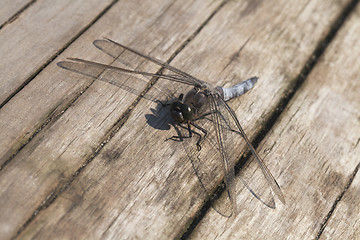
0 0 358 239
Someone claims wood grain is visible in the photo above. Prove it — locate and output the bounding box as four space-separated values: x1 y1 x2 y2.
321 167 360 239
0 0 117 169
0 0 114 105
317 5 360 239
0 0 32 27
0 0 358 239
191 2 360 239
0 0 224 239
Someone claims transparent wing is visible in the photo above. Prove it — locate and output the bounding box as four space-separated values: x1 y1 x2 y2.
179 112 235 217
208 93 238 216
175 93 284 217
58 58 179 103
93 38 208 88
209 93 285 213
58 38 212 103
221 96 285 204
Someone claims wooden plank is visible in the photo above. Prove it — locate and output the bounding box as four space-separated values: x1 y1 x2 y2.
0 0 33 27
8 0 353 239
0 0 224 239
0 0 114 164
318 5 360 239
0 0 114 105
190 2 360 239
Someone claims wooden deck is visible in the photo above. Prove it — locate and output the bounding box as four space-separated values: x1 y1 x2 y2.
1 0 359 239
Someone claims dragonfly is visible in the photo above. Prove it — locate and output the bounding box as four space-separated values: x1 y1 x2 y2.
57 38 285 216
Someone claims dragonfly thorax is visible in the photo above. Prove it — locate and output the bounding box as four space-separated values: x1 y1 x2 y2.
169 87 210 123
183 88 209 118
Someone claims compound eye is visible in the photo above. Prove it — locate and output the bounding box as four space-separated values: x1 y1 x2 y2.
170 107 184 123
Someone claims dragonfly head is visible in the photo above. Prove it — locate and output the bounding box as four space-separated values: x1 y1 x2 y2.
170 94 194 123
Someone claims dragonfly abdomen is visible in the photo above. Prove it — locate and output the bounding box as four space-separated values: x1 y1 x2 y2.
218 77 258 101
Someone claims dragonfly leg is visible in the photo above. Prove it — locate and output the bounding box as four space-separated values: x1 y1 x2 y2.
166 122 204 150
190 122 207 151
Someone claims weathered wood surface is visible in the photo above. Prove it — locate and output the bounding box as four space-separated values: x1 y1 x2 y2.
321 166 360 239
0 0 115 104
0 0 359 239
317 5 360 239
0 0 32 27
190 2 360 239
0 0 226 238
0 0 116 166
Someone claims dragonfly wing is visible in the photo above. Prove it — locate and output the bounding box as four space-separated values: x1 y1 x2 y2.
179 113 234 217
58 59 179 103
220 96 285 205
58 38 211 104
208 93 238 216
208 93 285 213
94 38 207 87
